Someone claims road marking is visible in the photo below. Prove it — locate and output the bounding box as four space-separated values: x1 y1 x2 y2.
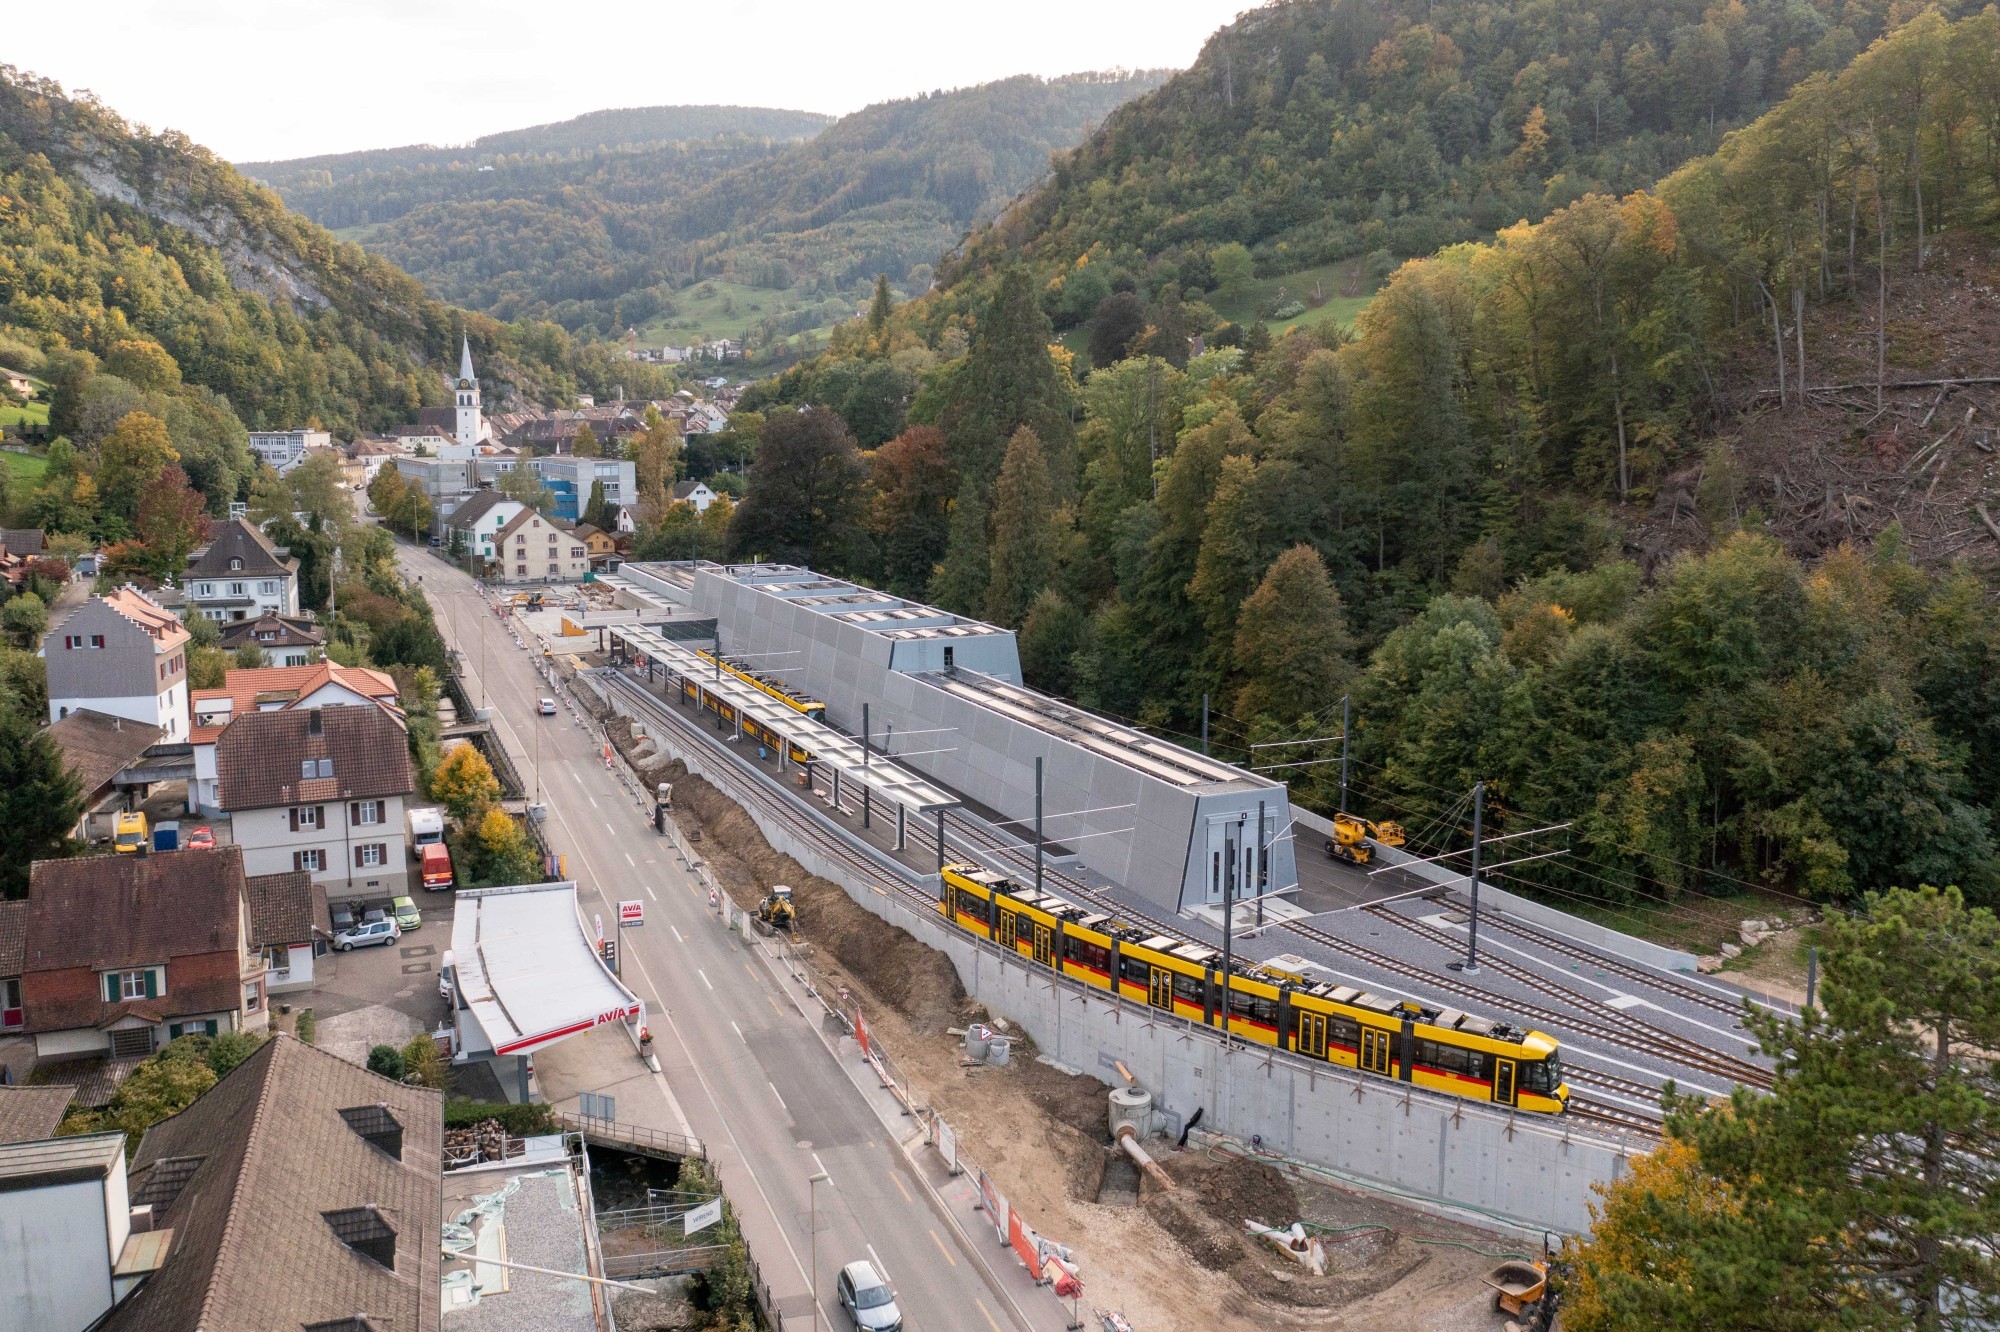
768 1081 787 1112
624 852 635 866
890 1172 912 1204
589 795 599 809
812 1151 828 1176
698 968 714 990
866 1243 890 1283
928 1228 958 1267
731 1020 745 1043
767 995 784 1017
605 820 616 835
974 1298 1001 1332
670 924 684 943
645 883 658 902
743 962 756 981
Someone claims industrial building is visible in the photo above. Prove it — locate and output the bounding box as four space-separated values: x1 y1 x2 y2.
607 562 1298 915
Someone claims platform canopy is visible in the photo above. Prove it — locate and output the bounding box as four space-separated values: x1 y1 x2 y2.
613 623 960 813
450 882 643 1059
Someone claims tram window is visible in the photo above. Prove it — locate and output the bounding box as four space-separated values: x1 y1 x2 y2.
1066 938 1111 971
1119 956 1152 986
1171 972 1204 1005
1227 990 1278 1026
1326 1014 1361 1049
1519 1057 1559 1093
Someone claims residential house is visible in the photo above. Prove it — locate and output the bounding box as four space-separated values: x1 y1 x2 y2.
441 488 527 565
494 506 590 582
0 366 33 398
42 587 190 740
18 847 271 1062
1 898 23 1034
1 527 45 558
215 610 323 666
0 1034 443 1332
572 523 618 563
182 518 298 622
216 705 415 900
188 661 403 814
245 428 329 476
245 870 328 994
46 709 164 836
671 478 719 513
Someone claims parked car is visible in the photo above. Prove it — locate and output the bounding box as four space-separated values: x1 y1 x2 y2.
113 810 148 854
537 697 558 716
333 919 400 951
331 901 358 934
363 906 388 924
391 895 422 932
185 826 215 850
835 1260 902 1332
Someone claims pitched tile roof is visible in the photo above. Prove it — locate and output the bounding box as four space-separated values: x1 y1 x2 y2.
0 1084 73 1144
102 585 191 649
216 705 414 812
185 518 295 580
494 506 552 543
103 1034 443 1332
0 898 25 974
0 527 45 557
245 871 326 947
443 489 516 532
190 662 402 744
216 611 325 652
22 848 250 1033
47 708 164 795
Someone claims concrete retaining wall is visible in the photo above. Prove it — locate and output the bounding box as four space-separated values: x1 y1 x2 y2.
1293 808 1698 974
595 677 1646 1236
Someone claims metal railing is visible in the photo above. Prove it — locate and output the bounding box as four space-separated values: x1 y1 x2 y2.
558 1111 705 1161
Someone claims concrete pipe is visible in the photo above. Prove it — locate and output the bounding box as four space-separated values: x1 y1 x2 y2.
1114 1124 1177 1192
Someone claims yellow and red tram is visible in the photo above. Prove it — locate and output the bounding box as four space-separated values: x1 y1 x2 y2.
939 863 1568 1114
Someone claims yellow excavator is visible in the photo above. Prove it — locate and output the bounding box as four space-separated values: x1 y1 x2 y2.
756 884 796 932
1325 813 1407 866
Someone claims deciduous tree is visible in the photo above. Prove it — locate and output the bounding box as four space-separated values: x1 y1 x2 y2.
431 744 501 822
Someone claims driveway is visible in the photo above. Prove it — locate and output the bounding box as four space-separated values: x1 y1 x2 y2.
308 899 455 1064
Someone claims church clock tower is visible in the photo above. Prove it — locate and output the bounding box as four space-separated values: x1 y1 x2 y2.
454 336 483 447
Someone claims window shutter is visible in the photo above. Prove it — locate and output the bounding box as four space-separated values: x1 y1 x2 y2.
354 844 365 868
290 808 299 832
315 805 325 828
293 850 303 873
105 972 120 1003
144 969 157 1000
351 802 362 826
206 1019 218 1037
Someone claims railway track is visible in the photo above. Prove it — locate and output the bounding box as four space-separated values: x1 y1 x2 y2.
1356 909 1774 1090
1565 1096 1665 1135
1475 911 1780 1021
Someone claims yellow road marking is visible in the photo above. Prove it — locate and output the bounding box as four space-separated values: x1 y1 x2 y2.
974 1298 1000 1331
929 1228 958 1267
891 1172 913 1204
767 995 784 1017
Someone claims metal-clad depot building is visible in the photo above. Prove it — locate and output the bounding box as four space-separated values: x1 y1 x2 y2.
612 562 1299 914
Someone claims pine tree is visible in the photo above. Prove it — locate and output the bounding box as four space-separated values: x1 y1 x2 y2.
938 267 1075 496
928 488 989 617
984 427 1058 627
1232 545 1355 724
633 406 676 519
582 479 614 530
0 710 84 897
867 274 893 341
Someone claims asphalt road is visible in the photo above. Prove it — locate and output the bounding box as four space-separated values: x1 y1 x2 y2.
390 533 1048 1332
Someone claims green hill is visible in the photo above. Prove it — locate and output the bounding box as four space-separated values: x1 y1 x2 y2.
0 68 675 447
936 0 1972 335
246 72 1170 350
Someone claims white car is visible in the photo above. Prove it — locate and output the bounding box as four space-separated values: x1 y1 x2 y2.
334 919 400 951
537 697 558 716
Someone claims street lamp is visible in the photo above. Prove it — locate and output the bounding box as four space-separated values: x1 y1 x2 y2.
808 1170 831 1329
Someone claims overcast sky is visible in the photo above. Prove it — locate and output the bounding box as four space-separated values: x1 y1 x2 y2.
14 0 1251 162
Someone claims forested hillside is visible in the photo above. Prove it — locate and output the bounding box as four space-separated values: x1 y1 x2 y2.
929 0 1976 349
0 68 674 444
248 72 1168 345
719 9 2000 916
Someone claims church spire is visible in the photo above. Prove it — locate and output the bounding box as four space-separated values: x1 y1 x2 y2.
457 336 476 387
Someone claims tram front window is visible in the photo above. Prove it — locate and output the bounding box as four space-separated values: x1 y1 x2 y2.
1520 1053 1562 1093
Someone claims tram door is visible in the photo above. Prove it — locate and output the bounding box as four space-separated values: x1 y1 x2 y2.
1493 1059 1516 1106
999 910 1018 952
1032 924 1054 967
1148 967 1175 1011
1298 1013 1327 1058
1360 1027 1391 1075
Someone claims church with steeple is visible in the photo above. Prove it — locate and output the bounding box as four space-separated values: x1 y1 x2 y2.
399 336 492 447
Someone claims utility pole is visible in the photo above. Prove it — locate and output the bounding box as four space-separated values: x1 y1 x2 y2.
1201 694 1210 756
1256 799 1266 928
1033 756 1044 896
935 808 946 875
1220 814 1243 1042
1338 694 1351 814
861 703 871 830
1462 780 1485 975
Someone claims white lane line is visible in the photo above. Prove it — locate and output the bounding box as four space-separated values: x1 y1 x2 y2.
605 820 616 835
624 852 635 866
670 925 684 943
731 1020 745 1043
812 1151 828 1177
698 968 714 990
867 1243 890 1284
768 1081 788 1112
589 795 599 809
645 883 658 902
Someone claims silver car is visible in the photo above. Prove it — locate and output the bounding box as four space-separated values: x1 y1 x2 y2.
334 919 400 951
835 1260 901 1332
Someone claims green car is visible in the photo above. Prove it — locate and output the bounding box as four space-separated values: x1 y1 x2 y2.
391 895 422 932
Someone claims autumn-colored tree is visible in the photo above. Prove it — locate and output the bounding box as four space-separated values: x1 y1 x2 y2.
96 411 179 520
869 426 953 597
133 464 211 577
431 745 501 822
571 422 600 457
103 338 181 393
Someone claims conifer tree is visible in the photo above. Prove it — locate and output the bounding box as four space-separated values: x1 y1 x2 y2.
867 274 893 341
0 710 84 897
938 267 1075 496
928 487 989 618
1232 545 1354 724
984 427 1058 627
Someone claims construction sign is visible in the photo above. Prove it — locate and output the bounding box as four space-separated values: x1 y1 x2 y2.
1008 1207 1040 1274
977 1171 1009 1246
854 1009 870 1058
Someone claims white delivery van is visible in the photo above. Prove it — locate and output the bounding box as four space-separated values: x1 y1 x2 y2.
407 807 445 859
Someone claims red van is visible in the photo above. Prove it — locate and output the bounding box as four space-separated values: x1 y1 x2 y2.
420 842 454 892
